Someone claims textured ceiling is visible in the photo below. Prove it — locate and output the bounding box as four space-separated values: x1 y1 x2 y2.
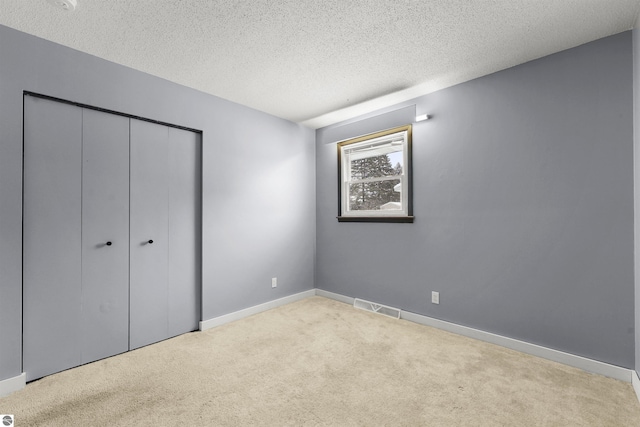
1 1 639 128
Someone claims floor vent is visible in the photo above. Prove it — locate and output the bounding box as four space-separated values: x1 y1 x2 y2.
353 298 401 319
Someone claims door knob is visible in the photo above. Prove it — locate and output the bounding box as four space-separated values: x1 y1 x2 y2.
106 241 112 246
148 240 154 244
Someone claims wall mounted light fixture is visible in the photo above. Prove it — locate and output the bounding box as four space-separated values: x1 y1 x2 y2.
415 114 431 122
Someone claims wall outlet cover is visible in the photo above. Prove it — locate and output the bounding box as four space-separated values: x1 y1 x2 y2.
431 291 440 304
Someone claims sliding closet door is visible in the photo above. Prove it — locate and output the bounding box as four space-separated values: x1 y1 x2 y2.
129 121 201 349
24 98 200 378
167 127 201 336
129 119 170 350
81 109 130 363
23 96 83 381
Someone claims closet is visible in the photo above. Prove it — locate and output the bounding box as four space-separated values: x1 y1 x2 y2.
23 95 201 381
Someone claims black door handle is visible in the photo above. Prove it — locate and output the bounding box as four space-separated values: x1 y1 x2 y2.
106 241 112 246
148 240 153 244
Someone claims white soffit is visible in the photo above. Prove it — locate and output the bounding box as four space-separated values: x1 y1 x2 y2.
1 1 639 129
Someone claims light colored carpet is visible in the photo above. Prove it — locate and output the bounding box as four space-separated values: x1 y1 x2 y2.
2 296 640 426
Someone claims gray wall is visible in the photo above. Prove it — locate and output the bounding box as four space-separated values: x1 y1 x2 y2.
0 24 316 382
634 28 640 377
316 32 635 368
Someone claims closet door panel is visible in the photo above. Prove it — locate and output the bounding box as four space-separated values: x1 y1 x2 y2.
167 128 201 336
23 96 83 381
81 109 130 363
129 119 169 350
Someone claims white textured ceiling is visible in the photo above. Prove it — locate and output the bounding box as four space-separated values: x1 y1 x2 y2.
1 1 639 128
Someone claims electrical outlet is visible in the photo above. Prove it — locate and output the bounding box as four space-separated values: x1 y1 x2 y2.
431 291 440 304
272 277 277 288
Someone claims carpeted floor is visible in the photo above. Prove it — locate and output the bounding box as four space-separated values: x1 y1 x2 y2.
2 296 640 426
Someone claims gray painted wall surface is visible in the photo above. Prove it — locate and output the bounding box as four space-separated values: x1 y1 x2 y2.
0 24 316 381
634 28 640 376
316 32 634 368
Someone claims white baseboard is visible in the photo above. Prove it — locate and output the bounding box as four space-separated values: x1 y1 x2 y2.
0 372 25 397
401 310 630 382
316 289 633 383
315 289 355 305
632 370 640 404
199 289 316 331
